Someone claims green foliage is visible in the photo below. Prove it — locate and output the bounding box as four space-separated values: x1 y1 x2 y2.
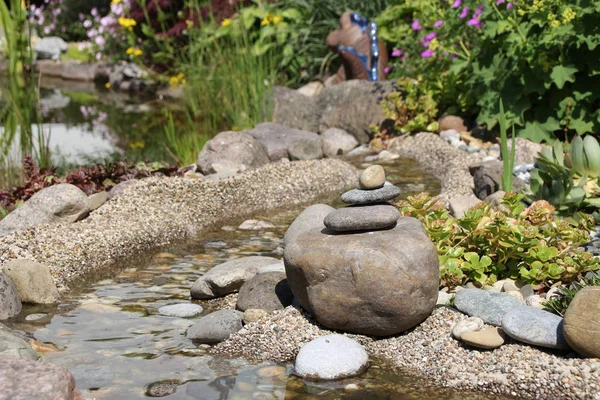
544 271 600 316
528 139 600 214
397 192 599 288
499 99 516 192
162 109 210 166
377 0 600 142
376 77 439 135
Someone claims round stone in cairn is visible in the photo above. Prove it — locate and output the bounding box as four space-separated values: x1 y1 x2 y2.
340 183 401 205
359 165 385 189
324 204 400 232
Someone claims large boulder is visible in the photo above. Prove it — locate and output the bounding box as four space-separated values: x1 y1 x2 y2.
272 86 320 133
246 122 321 161
288 139 324 161
34 37 67 60
316 80 398 144
0 273 22 320
563 286 600 358
321 128 359 158
190 256 280 299
196 131 270 175
0 359 83 400
0 184 89 237
236 272 293 312
284 216 439 336
508 138 549 165
2 260 60 304
0 323 39 360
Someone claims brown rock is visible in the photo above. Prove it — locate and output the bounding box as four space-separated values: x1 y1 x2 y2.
284 216 439 336
0 359 83 400
439 115 468 133
563 286 600 358
359 165 385 189
461 327 506 349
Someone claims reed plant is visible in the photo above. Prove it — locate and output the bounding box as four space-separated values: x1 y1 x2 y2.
0 0 51 189
498 100 516 192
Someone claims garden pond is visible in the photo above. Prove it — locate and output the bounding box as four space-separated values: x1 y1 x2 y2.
3 82 508 400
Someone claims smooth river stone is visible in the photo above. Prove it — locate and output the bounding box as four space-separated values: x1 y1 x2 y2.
158 303 203 318
461 327 505 349
359 165 385 189
452 317 484 339
563 286 600 358
323 204 400 232
501 306 569 349
454 288 521 326
340 183 401 205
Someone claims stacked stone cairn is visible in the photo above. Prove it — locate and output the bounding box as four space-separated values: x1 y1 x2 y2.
284 165 440 336
323 165 401 232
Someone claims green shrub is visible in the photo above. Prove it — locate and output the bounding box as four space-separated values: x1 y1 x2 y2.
377 0 600 142
397 192 599 288
544 271 600 316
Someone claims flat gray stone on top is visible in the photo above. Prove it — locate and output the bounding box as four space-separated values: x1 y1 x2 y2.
190 256 280 300
502 306 570 349
158 303 203 318
324 204 399 232
340 183 400 205
0 273 22 320
186 310 243 344
295 334 369 380
454 288 521 326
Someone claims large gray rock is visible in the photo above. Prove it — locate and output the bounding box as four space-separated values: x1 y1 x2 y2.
284 216 439 336
283 204 334 247
0 273 22 320
246 122 321 161
0 184 89 237
288 138 324 161
0 359 82 400
563 286 600 358
321 128 359 158
317 80 398 144
272 86 320 133
190 256 280 299
2 260 60 304
501 306 569 349
323 204 399 232
34 36 67 60
236 272 293 312
185 310 244 344
508 138 549 165
448 195 481 218
295 334 369 380
454 288 522 326
0 323 39 360
196 131 270 175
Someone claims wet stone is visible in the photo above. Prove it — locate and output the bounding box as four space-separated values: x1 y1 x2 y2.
340 183 401 205
158 303 203 318
323 204 400 232
146 380 181 397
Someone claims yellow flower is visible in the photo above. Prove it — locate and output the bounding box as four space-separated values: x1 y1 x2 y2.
169 73 186 87
549 19 561 28
126 47 142 57
562 7 575 24
126 47 134 55
261 17 270 26
110 0 122 5
221 18 231 27
105 82 111 89
185 20 194 29
118 17 137 31
128 141 145 150
272 15 283 25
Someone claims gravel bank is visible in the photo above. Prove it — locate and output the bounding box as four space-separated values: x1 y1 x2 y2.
0 159 357 291
388 132 480 201
214 306 600 399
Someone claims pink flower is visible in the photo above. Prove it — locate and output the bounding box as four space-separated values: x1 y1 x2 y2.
451 0 461 8
467 17 482 27
421 49 435 58
506 2 513 8
434 20 444 28
391 48 404 57
83 20 92 28
459 7 470 19
91 8 98 17
384 66 392 74
96 52 102 60
474 5 484 17
421 32 437 47
95 36 106 47
496 0 505 4
411 19 422 31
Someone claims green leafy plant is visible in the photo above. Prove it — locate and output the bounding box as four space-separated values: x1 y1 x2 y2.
397 192 599 288
544 271 600 316
498 100 516 192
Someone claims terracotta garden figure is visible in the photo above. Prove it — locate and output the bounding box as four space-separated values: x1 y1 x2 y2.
326 11 389 84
